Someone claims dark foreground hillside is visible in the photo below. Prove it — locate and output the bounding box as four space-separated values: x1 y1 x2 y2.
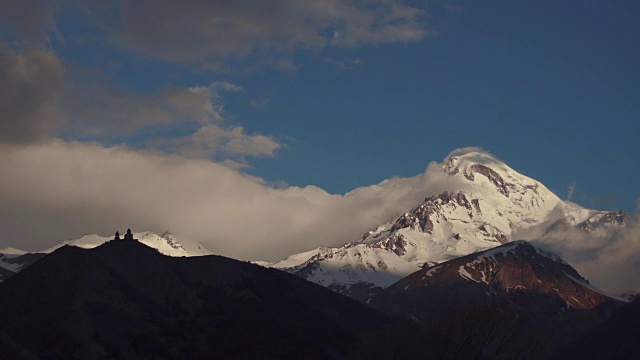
0 240 388 360
554 298 640 359
0 239 631 360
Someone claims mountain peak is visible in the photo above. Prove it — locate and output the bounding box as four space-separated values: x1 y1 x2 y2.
382 239 620 312
444 149 506 171
272 150 586 294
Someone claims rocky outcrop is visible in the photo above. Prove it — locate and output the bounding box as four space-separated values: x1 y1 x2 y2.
373 233 407 256
395 191 479 235
578 210 626 232
470 164 511 197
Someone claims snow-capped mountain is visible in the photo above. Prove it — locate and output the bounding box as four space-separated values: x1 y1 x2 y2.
267 151 626 294
43 231 213 257
0 231 213 282
0 249 45 282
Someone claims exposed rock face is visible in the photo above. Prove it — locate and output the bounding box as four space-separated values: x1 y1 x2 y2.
368 241 623 358
469 164 511 197
478 223 509 244
374 241 617 312
372 233 408 256
398 191 479 235
161 231 188 252
578 210 626 232
390 213 420 233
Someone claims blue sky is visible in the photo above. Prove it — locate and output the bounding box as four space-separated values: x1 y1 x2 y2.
249 1 640 211
255 1 639 211
51 0 638 210
0 1 639 256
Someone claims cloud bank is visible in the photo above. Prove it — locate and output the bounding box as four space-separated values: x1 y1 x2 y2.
0 141 465 261
515 209 640 295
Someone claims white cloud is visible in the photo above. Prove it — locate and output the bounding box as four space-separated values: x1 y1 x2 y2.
61 79 280 160
151 125 281 158
64 81 239 136
0 141 465 261
566 181 576 201
515 209 640 294
446 146 491 158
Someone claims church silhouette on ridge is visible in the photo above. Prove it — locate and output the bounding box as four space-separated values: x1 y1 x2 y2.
114 229 137 241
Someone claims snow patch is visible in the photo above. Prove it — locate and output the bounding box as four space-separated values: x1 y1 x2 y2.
458 265 480 283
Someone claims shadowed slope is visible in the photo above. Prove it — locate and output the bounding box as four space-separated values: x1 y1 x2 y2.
0 240 388 360
554 298 640 359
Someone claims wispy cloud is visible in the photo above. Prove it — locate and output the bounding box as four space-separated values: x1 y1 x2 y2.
0 0 59 47
566 181 576 201
63 82 224 136
248 98 270 109
324 57 364 71
139 82 282 159
150 125 281 159
0 47 282 160
111 0 430 67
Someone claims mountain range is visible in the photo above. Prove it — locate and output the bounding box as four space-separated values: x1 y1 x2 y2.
1 149 637 358
3 151 629 295
263 151 628 298
0 231 211 282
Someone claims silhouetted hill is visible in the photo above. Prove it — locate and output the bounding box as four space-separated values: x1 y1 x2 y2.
0 240 389 360
554 298 640 359
0 253 45 281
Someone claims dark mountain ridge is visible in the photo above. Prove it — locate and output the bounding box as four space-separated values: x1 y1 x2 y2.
0 239 389 360
554 297 640 359
0 253 45 282
0 238 631 360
